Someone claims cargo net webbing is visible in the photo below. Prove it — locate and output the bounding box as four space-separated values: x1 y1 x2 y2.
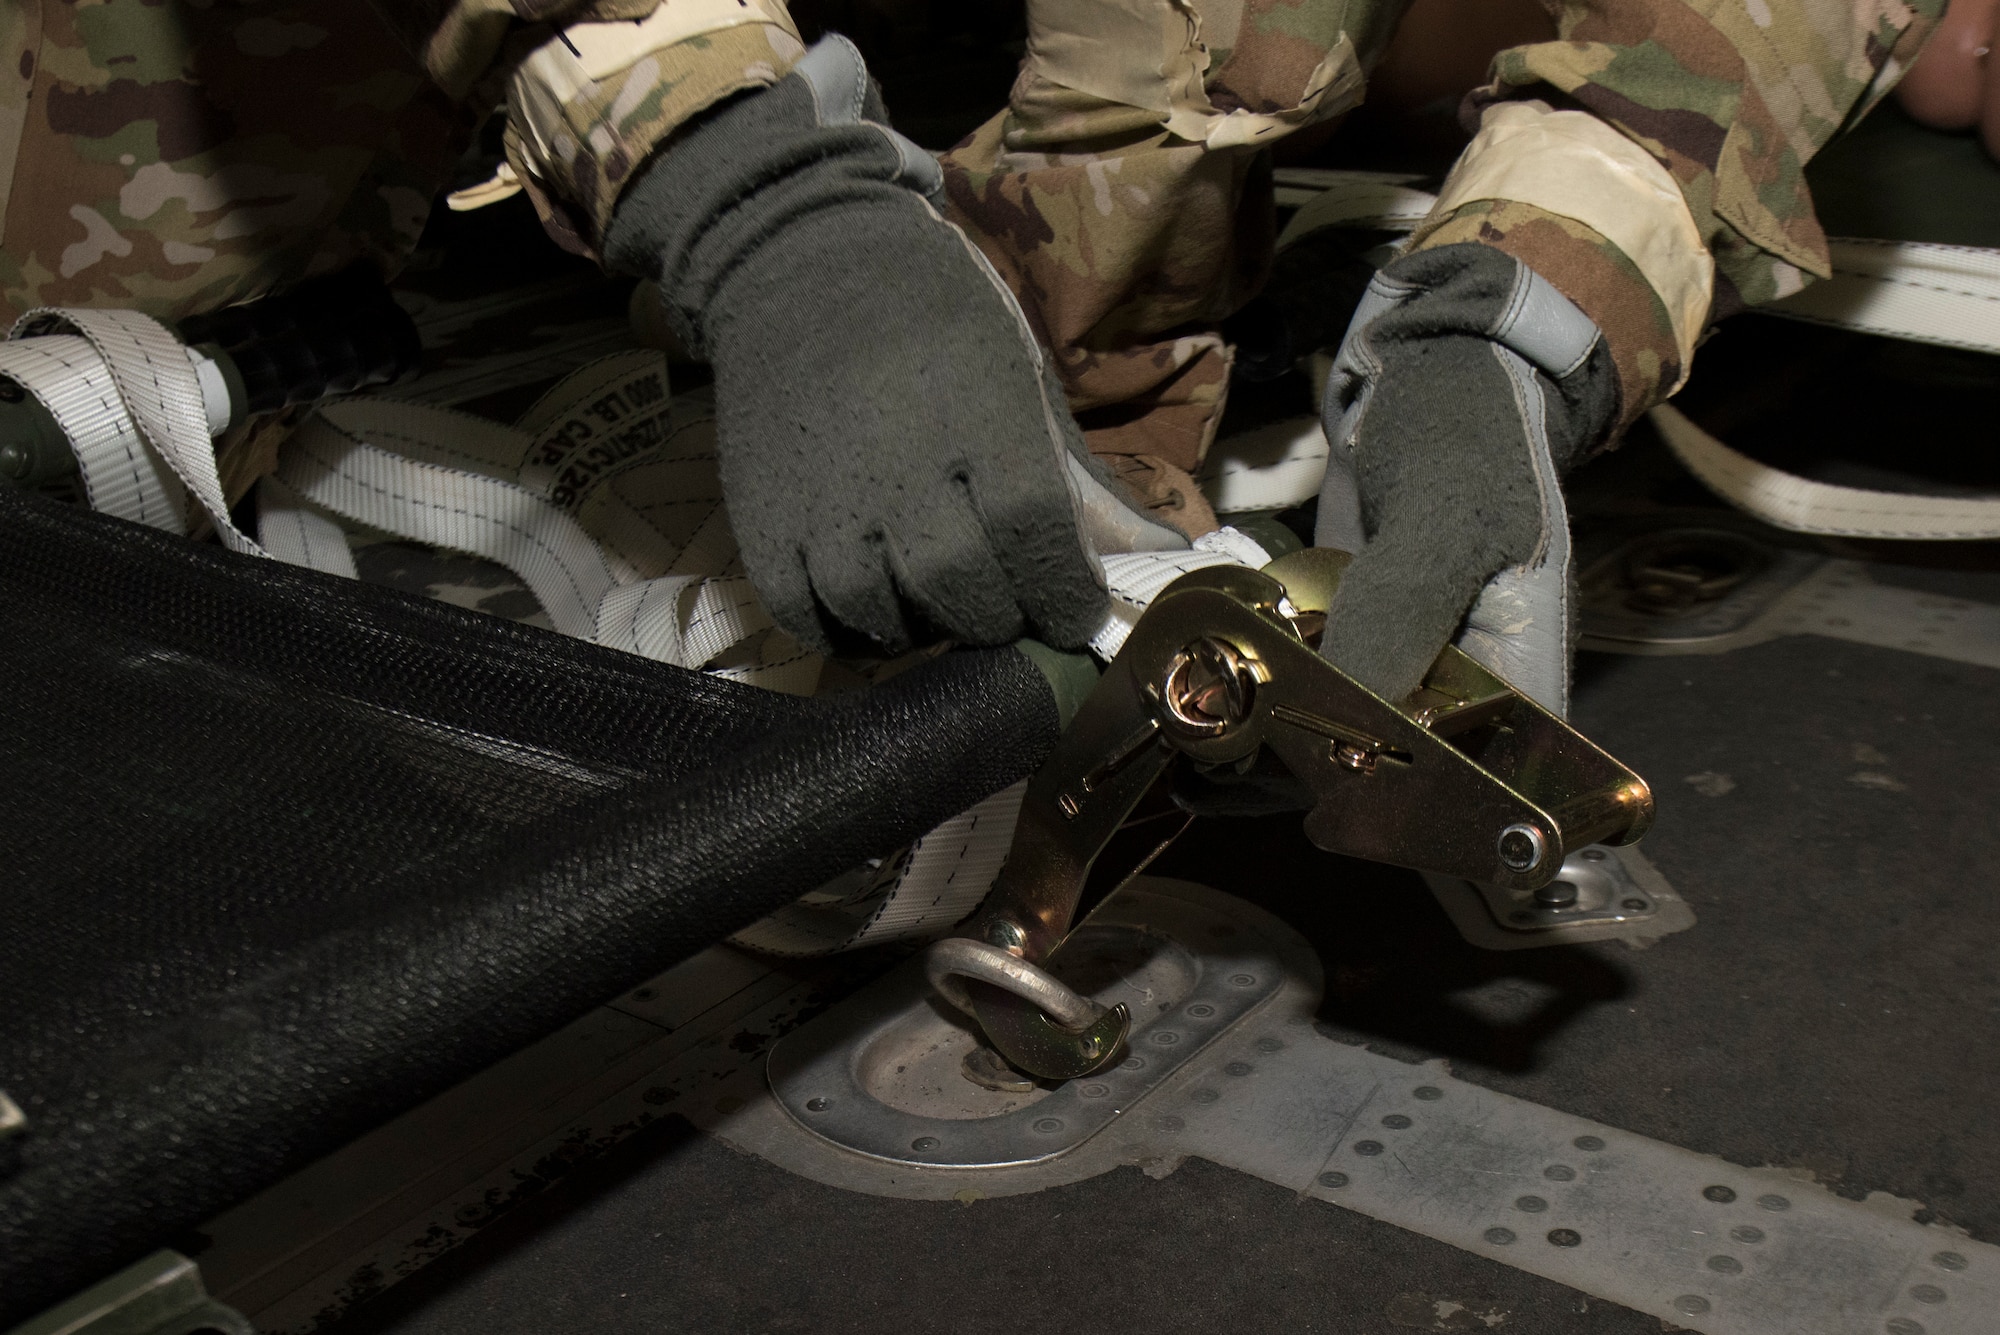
0 487 1057 1328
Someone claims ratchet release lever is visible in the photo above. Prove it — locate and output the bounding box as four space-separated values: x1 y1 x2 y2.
926 549 1654 1080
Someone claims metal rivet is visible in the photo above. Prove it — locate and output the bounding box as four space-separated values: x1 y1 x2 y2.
1255 1037 1284 1052
1572 1135 1604 1151
1080 1083 1110 1099
1515 1196 1548 1213
1318 1171 1349 1189
984 920 1027 952
1156 1115 1185 1132
1414 1086 1444 1101
1186 1003 1216 1018
1151 1031 1181 1046
1703 1185 1738 1203
1582 848 1607 861
1535 879 1580 908
1544 1165 1576 1182
1758 1194 1791 1211
1032 1118 1063 1134
1381 1114 1412 1129
911 1136 939 1152
1674 1296 1712 1316
1228 973 1258 987
1498 823 1548 872
805 1097 830 1113
1225 1062 1253 1077
1622 897 1650 911
1484 1227 1516 1245
1354 1140 1384 1156
1730 1226 1765 1244
1707 1256 1743 1275
1886 1320 1925 1335
1191 1088 1220 1104
1121 1056 1147 1071
1910 1286 1945 1305
1547 1229 1582 1248
1932 1252 1968 1271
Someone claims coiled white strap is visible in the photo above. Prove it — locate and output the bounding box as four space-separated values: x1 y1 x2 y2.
10 307 260 553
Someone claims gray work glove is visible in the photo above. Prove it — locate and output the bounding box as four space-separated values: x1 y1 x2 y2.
1314 244 1620 715
605 36 1179 657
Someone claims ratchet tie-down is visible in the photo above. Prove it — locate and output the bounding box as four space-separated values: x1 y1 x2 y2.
926 549 1655 1081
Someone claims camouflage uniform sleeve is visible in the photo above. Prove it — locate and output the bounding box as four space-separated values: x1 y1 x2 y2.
1406 0 1948 428
368 0 807 257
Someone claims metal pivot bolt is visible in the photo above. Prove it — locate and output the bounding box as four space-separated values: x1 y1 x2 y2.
1497 823 1549 873
1160 637 1257 738
984 920 1027 954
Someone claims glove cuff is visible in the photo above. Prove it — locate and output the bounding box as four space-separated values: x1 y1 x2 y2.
603 35 944 358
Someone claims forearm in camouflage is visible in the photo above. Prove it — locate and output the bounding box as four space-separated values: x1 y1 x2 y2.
1476 0 1947 316
1410 199 1681 430
504 12 807 256
369 0 806 256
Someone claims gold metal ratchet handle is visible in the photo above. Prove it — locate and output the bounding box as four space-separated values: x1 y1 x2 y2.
927 552 1655 1081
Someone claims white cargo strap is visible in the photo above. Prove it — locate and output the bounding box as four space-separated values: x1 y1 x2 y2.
1768 238 2000 355
1650 403 2000 540
728 782 1029 956
1650 239 2000 540
255 475 359 579
269 354 816 691
10 307 260 554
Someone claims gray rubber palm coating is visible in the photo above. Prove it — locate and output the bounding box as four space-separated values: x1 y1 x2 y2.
1316 244 1618 702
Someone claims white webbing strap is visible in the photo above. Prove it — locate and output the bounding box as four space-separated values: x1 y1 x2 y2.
278 411 622 640
1091 528 1275 659
1769 239 2000 355
730 781 1029 956
1650 403 2000 540
269 359 815 683
14 307 260 554
593 573 774 667
254 475 359 579
0 333 188 533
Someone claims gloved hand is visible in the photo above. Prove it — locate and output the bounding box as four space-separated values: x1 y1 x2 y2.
1314 243 1619 715
605 36 1179 657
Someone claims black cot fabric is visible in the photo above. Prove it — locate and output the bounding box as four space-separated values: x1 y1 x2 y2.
0 487 1061 1327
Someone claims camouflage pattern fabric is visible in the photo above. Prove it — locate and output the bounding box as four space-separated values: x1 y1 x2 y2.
940 0 1408 511
1414 0 1951 426
500 9 808 258
0 0 468 329
943 0 1947 482
0 0 1954 529
1409 200 1684 431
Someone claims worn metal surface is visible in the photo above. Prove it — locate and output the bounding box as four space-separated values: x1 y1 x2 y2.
1416 843 1696 947
1422 841 1697 951
1582 526 2000 671
5 1251 252 1335
724 878 2000 1335
771 884 1287 1168
195 946 874 1335
936 556 1655 1079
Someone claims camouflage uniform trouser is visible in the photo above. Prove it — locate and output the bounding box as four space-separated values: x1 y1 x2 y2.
0 0 1946 520
935 0 1943 534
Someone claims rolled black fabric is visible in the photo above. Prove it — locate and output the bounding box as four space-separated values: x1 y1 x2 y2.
0 487 1059 1327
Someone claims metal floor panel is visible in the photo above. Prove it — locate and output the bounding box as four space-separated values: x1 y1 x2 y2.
231 577 2000 1335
